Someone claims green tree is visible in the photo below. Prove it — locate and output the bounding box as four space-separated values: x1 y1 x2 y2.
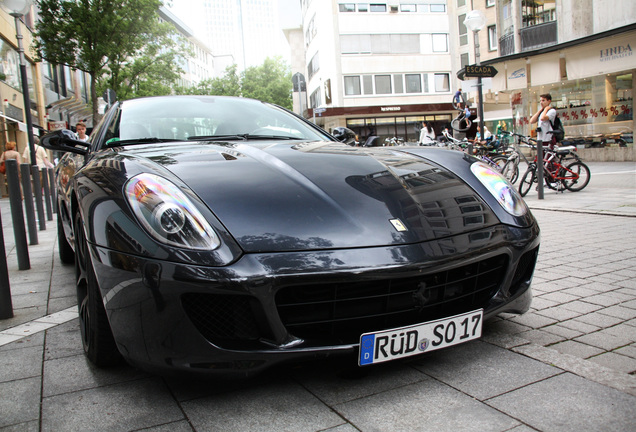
177 64 241 97
241 57 292 109
176 58 292 109
34 0 184 122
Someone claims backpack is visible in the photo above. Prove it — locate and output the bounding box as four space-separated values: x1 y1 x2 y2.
550 114 565 143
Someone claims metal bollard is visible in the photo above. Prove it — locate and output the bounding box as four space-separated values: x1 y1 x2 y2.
537 139 544 200
0 210 14 319
20 163 38 245
6 159 30 270
31 165 46 231
48 168 57 213
42 168 53 221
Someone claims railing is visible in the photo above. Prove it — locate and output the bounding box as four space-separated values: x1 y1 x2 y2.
520 21 557 51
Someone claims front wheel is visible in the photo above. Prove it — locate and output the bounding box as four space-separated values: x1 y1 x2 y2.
501 159 519 184
519 165 536 197
562 161 591 192
74 211 122 367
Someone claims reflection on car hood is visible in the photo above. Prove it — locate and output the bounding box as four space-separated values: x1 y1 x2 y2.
139 141 498 252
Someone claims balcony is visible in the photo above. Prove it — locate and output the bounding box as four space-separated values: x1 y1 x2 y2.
499 33 515 57
520 21 557 51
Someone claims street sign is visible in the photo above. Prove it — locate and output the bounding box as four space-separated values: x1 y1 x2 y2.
314 108 326 114
463 65 498 78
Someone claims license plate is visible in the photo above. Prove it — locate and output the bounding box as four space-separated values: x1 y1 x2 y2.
359 309 483 366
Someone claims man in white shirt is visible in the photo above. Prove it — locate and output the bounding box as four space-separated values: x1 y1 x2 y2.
530 93 556 144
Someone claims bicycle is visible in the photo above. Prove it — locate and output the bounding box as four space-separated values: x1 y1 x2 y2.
441 129 468 151
499 132 535 184
450 93 472 133
472 142 509 171
518 141 591 196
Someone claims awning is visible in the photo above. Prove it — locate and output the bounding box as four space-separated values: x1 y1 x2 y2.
506 59 527 90
0 113 39 136
530 53 561 87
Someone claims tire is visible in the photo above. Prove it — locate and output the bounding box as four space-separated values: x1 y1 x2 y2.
74 211 122 367
501 159 519 184
451 117 471 132
562 161 591 192
57 210 74 264
491 155 508 171
519 166 536 197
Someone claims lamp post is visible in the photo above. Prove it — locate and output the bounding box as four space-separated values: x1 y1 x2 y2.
1 0 36 167
464 10 486 148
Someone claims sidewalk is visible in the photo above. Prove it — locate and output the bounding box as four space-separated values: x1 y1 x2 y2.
1 162 635 431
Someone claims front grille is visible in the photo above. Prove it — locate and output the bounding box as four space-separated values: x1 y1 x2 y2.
276 255 507 344
182 293 262 343
511 247 539 292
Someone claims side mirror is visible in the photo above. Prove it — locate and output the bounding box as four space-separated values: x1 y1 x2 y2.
40 129 90 155
332 127 357 146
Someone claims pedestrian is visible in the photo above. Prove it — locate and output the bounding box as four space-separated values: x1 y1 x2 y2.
76 121 90 142
530 93 556 147
22 136 53 169
1 141 22 174
419 121 436 145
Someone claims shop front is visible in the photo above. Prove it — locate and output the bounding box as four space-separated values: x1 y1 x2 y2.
482 26 635 160
308 102 456 145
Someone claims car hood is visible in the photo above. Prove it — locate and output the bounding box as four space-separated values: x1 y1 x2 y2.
138 141 498 252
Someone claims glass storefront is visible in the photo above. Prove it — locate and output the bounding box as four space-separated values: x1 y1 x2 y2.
509 71 633 148
346 114 453 144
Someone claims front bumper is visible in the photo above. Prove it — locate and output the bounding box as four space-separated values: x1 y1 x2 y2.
91 222 539 377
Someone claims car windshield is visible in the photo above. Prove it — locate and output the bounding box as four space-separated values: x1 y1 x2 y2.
105 96 331 145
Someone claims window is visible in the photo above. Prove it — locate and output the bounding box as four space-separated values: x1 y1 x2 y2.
432 34 448 52
486 0 495 6
363 75 373 94
430 4 446 12
375 75 392 94
370 4 387 12
393 74 404 93
339 3 355 12
357 3 369 12
310 87 321 108
307 52 319 80
460 53 469 69
405 74 421 93
344 76 361 95
434 73 450 92
457 0 466 6
401 4 416 12
488 25 498 51
341 34 419 55
458 14 468 46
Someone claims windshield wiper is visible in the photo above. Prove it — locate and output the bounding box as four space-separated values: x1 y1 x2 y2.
189 134 300 141
105 137 186 147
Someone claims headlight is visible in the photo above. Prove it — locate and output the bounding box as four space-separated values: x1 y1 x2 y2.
125 173 220 250
470 162 527 217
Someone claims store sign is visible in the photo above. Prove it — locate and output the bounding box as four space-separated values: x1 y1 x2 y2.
464 65 498 78
381 106 401 112
599 44 632 62
566 33 635 79
48 121 66 131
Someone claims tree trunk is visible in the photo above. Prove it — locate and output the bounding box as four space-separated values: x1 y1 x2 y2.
91 73 99 125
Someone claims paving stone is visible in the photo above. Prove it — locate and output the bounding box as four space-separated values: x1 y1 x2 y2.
508 312 557 329
0 345 43 383
575 331 633 351
535 305 582 321
549 340 604 359
181 380 343 432
412 340 559 401
335 378 520 432
588 352 636 374
560 318 602 334
615 344 636 360
541 324 585 339
487 373 636 432
41 377 184 432
601 305 636 320
560 300 604 314
586 292 633 307
0 377 41 429
517 329 566 346
576 311 625 328
539 292 581 304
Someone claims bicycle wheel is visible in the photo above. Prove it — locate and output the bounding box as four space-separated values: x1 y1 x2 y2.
491 155 508 171
518 165 536 197
543 169 560 190
451 116 471 132
562 161 591 192
501 159 519 184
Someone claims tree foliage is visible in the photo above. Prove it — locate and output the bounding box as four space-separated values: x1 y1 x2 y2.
176 57 292 109
35 0 186 122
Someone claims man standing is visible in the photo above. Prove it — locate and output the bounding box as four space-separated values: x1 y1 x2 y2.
530 93 556 144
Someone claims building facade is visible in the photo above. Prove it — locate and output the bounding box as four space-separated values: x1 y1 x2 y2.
299 0 459 144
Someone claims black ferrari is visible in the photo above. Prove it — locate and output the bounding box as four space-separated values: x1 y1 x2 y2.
41 95 539 377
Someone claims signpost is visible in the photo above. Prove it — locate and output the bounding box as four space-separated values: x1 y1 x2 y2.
457 65 498 80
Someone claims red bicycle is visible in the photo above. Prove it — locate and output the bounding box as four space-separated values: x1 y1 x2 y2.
518 143 591 196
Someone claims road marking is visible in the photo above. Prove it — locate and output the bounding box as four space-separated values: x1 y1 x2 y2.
0 306 78 347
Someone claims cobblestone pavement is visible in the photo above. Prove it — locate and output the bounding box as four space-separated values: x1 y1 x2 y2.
0 162 635 431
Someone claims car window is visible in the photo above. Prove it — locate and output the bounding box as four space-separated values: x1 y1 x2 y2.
106 96 330 143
